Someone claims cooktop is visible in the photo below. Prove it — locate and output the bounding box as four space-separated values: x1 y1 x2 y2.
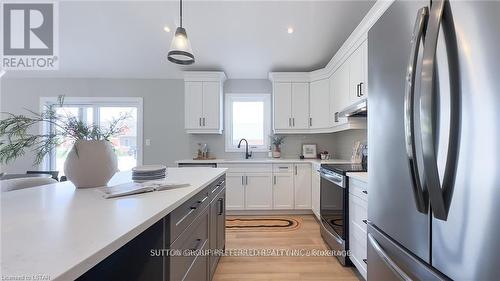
321 163 366 175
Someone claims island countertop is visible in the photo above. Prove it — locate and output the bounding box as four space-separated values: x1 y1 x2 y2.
0 167 227 281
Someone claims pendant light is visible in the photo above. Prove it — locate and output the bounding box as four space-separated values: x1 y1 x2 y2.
167 0 195 65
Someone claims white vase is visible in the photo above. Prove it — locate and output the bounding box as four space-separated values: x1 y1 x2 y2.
64 140 118 188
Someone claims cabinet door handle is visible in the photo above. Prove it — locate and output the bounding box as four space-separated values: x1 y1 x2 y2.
203 117 206 126
191 238 204 251
356 83 360 97
273 176 277 185
242 176 244 185
288 118 291 127
363 219 368 224
363 259 367 264
362 190 368 194
175 208 195 226
295 165 298 175
199 117 202 127
218 198 224 215
309 117 312 127
245 176 248 185
198 195 209 204
359 82 364 96
292 118 295 127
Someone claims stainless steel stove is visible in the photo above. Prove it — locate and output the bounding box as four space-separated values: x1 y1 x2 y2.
319 163 366 266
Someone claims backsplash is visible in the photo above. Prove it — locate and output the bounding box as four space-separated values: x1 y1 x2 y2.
330 130 367 160
187 130 366 160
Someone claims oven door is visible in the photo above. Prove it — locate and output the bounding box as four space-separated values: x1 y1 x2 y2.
320 170 346 241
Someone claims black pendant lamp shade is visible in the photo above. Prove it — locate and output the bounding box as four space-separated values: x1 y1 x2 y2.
168 0 195 65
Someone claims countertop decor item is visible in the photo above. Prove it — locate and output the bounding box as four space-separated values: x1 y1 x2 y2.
271 135 285 158
320 151 330 160
0 95 129 188
131 165 167 183
302 144 317 159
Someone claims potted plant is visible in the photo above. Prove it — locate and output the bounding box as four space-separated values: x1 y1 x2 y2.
270 135 285 158
0 96 130 188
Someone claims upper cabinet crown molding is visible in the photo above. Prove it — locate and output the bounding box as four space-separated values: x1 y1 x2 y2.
184 71 227 82
184 71 226 134
269 0 392 134
270 0 393 82
268 72 310 83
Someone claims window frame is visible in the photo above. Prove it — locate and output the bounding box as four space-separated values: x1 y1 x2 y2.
224 93 271 153
39 97 144 170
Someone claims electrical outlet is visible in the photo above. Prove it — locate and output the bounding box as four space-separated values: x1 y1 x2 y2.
145 139 151 146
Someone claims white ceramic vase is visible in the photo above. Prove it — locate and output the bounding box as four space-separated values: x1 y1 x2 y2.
64 140 118 188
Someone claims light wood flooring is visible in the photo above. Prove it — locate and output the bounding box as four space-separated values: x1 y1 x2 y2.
213 215 361 281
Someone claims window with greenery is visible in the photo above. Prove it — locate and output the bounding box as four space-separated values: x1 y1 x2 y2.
225 94 271 152
40 97 143 173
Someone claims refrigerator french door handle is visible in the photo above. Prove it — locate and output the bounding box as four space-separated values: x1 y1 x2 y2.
420 0 460 221
368 233 412 281
404 6 429 214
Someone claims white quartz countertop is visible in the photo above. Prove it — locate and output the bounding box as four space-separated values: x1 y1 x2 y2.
346 172 368 183
176 158 351 165
0 167 226 281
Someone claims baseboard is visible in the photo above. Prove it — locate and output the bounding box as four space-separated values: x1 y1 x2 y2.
227 209 313 216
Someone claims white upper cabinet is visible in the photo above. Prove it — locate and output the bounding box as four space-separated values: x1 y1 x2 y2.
291 83 310 130
202 82 222 130
269 38 368 134
185 81 204 130
273 82 292 130
349 40 368 103
309 79 331 129
184 72 226 134
331 61 350 127
273 82 309 132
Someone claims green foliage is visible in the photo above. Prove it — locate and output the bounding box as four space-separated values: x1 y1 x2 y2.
0 95 130 165
270 135 285 146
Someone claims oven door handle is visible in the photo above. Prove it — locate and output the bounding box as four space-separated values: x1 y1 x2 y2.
320 172 343 186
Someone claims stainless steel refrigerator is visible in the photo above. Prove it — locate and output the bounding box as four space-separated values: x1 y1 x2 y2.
368 0 500 280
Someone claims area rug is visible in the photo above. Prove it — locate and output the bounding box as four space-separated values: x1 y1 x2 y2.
226 216 302 232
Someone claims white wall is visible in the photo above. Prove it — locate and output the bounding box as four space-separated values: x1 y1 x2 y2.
0 77 367 173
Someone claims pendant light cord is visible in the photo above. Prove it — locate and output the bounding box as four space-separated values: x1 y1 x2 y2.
180 0 183 27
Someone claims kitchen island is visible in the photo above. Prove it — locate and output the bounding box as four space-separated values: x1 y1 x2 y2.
1 167 226 281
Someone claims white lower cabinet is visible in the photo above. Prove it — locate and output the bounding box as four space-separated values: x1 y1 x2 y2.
245 173 273 210
348 177 368 280
273 173 294 209
225 173 245 210
221 163 313 211
294 164 312 209
311 166 321 220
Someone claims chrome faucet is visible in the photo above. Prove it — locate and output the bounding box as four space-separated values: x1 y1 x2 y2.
237 138 252 159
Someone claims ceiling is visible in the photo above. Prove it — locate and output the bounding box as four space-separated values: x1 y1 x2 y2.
4 1 375 79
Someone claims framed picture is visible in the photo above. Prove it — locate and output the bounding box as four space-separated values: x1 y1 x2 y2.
302 144 317 159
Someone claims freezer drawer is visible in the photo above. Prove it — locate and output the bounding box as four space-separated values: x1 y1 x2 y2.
367 224 447 281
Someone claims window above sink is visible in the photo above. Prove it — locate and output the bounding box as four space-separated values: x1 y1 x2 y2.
224 93 271 152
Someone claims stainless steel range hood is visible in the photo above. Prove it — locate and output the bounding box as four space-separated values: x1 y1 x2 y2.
338 99 367 117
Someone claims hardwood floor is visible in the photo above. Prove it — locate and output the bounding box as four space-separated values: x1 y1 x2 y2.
213 215 361 281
